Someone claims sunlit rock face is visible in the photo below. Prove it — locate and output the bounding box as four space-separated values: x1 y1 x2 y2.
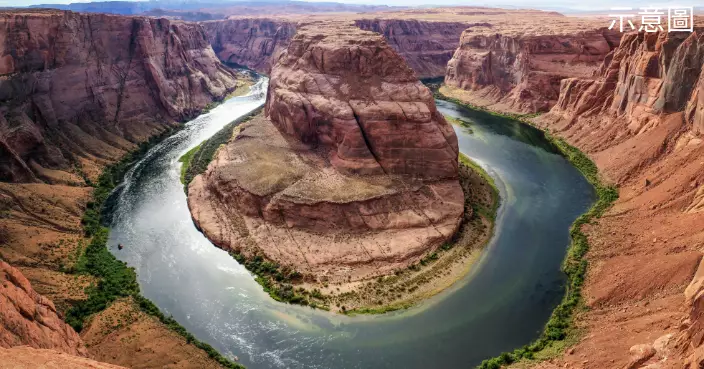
445 25 621 113
0 260 86 356
188 22 465 283
0 10 238 182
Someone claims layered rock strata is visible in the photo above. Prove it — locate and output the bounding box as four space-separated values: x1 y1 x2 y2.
202 18 296 74
0 260 86 356
202 17 469 79
526 29 704 369
0 9 239 183
352 19 469 79
0 9 241 369
445 24 621 113
189 22 464 282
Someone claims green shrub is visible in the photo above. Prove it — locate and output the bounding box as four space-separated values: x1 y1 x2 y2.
181 107 263 190
69 119 245 368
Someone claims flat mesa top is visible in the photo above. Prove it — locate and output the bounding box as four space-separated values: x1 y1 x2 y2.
293 21 384 43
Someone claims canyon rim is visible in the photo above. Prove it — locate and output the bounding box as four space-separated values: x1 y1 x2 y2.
1 3 703 369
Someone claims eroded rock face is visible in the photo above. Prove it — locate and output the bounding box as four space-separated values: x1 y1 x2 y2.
528 28 704 369
266 22 459 179
0 9 238 183
202 17 468 79
202 18 297 74
445 26 621 113
189 22 463 282
0 260 86 356
545 31 704 153
354 19 469 79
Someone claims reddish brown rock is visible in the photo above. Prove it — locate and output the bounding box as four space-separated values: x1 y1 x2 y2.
445 24 621 113
202 18 296 74
0 260 86 356
265 22 459 179
202 17 469 79
0 346 126 368
353 19 470 79
520 27 704 369
0 9 239 183
189 22 463 283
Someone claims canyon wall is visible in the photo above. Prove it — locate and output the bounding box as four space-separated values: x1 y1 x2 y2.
354 19 469 79
202 17 468 79
202 18 296 74
531 30 704 369
444 26 621 113
0 9 241 369
189 21 464 283
0 9 239 183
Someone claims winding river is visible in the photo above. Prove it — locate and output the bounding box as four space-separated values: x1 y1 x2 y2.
106 78 595 369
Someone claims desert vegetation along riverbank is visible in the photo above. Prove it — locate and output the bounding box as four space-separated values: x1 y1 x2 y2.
183 113 498 312
184 21 504 313
0 8 252 368
69 126 245 369
435 88 619 368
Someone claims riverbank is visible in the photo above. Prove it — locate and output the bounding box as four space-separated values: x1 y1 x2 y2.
68 127 244 369
0 77 256 368
181 112 499 314
436 86 619 369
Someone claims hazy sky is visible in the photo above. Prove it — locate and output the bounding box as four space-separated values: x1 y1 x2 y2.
6 0 699 12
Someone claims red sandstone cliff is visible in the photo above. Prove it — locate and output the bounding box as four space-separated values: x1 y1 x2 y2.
0 10 239 183
353 19 469 79
530 30 704 369
188 22 464 283
444 24 621 113
264 22 459 179
201 18 296 74
201 17 469 79
0 260 86 356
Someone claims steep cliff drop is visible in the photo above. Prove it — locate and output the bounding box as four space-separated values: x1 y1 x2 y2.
201 16 469 79
353 19 470 79
443 19 621 113
0 9 242 369
0 259 132 367
188 21 491 312
0 9 239 183
529 30 704 369
202 18 297 74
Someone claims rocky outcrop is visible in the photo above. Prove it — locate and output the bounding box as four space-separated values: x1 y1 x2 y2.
547 32 704 139
0 260 86 356
0 346 127 368
264 22 459 179
202 18 296 74
445 26 621 113
354 19 469 79
0 9 239 183
188 22 464 282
